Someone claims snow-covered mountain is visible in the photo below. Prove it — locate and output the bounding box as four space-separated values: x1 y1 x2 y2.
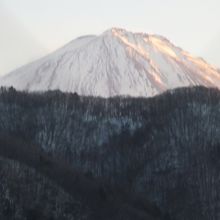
1 28 220 97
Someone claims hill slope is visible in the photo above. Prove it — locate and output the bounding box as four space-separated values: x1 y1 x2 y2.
0 136 161 220
0 86 220 219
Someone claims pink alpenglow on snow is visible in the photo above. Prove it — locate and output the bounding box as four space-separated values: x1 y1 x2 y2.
1 28 220 97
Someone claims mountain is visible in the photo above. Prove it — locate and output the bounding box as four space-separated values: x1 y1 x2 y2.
0 136 162 220
0 86 220 220
0 28 220 97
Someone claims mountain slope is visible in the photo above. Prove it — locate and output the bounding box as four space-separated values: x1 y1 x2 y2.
1 28 220 97
0 136 163 220
0 86 220 219
0 157 89 220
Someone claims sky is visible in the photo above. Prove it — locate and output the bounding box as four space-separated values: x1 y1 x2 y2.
0 0 220 76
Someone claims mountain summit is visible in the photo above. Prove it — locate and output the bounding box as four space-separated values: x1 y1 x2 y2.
1 28 220 97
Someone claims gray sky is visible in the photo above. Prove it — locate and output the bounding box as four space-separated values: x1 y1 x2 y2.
1 0 220 76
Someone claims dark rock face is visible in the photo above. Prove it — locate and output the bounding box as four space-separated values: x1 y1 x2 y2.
0 86 220 219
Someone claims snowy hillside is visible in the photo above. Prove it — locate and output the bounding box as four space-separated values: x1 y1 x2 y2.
1 28 220 97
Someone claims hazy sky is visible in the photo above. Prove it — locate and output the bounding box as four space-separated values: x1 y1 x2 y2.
1 0 220 75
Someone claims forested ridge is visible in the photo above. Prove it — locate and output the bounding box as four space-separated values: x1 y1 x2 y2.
0 86 220 220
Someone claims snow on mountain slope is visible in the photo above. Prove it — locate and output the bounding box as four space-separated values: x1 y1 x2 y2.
1 28 220 97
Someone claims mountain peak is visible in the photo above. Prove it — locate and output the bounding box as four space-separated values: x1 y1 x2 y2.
1 28 220 97
103 27 128 34
102 27 168 40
